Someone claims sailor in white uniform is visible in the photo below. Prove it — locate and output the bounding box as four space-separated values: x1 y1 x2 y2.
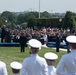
56 35 76 75
44 52 58 75
0 61 8 75
10 61 22 75
20 39 48 75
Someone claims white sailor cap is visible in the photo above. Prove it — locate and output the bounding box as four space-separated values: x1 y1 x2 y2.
10 61 22 70
66 35 76 44
44 52 58 60
28 39 42 50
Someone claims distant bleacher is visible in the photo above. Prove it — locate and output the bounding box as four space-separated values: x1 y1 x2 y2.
46 42 67 49
0 42 67 48
0 42 20 47
0 39 44 47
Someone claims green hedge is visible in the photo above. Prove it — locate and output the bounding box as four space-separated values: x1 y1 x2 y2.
36 18 64 28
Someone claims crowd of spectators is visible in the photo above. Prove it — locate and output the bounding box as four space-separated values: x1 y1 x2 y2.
0 25 76 45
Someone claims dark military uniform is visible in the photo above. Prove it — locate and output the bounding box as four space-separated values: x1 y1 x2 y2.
19 35 27 52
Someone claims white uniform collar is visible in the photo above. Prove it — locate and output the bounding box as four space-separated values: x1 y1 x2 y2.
71 50 76 53
13 74 19 75
30 54 38 56
48 65 55 68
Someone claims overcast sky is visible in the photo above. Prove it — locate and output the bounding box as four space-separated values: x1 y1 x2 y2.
0 0 76 13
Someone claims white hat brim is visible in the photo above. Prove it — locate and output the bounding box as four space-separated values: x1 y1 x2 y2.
66 35 76 44
10 62 22 69
28 39 42 50
44 52 58 60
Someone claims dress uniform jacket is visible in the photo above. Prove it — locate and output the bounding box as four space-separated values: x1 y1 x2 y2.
56 50 76 75
19 35 27 52
19 35 27 46
0 61 7 75
20 54 48 75
48 66 56 75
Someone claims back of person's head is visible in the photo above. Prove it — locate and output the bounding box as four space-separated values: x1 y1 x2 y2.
28 39 42 54
44 52 58 60
10 61 22 75
66 35 76 49
44 52 58 65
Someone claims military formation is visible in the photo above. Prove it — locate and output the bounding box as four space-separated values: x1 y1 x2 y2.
0 35 76 75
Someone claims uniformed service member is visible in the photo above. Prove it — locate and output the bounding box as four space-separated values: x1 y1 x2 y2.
0 61 8 75
10 61 22 75
56 35 76 75
44 52 58 75
20 39 49 75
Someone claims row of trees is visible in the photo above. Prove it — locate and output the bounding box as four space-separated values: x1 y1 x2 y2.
0 10 76 32
63 11 76 31
0 11 51 28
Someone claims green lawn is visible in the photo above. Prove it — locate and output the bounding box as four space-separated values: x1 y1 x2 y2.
0 47 66 75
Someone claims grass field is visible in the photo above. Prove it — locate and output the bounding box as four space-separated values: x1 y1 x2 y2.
0 46 66 75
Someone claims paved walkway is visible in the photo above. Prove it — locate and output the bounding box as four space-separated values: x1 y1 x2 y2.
42 44 67 51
